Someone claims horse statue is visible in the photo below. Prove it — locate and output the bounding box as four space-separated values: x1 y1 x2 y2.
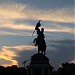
33 20 47 55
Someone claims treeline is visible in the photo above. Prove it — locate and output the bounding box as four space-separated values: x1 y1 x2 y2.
0 62 75 75
54 62 75 75
0 65 27 75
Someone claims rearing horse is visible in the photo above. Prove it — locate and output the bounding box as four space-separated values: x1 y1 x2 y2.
33 21 47 55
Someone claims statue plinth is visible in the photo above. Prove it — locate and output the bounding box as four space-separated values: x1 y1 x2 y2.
26 53 54 75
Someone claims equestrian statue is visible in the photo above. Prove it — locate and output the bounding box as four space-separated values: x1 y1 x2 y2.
33 20 47 55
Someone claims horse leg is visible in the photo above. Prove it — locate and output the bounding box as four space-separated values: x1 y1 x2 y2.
38 49 40 54
41 50 43 54
44 51 45 55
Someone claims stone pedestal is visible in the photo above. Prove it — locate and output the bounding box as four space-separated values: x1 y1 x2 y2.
27 53 53 75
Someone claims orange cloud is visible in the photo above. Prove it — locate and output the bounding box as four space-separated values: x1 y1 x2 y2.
3 45 36 51
45 26 74 34
23 8 74 23
0 3 74 22
0 4 25 19
0 48 18 66
0 24 34 30
0 3 74 36
0 45 35 67
0 4 74 22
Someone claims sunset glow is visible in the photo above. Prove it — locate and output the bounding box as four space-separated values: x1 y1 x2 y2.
0 0 74 69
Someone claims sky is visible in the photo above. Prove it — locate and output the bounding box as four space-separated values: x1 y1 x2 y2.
0 0 75 70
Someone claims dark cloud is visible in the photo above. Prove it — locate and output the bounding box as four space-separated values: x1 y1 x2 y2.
0 0 73 10
45 32 74 41
14 50 36 67
57 22 74 28
0 31 74 46
13 19 37 26
0 27 33 34
0 35 33 46
0 0 16 4
46 40 75 69
15 0 74 9
14 40 75 70
13 19 74 29
0 59 12 65
41 21 74 30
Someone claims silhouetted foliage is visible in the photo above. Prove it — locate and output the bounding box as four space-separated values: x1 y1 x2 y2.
0 66 5 75
55 62 75 75
0 65 27 75
0 62 75 75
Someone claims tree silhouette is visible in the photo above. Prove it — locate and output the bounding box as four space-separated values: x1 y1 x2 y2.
57 62 75 75
0 62 75 75
0 65 27 75
0 66 5 75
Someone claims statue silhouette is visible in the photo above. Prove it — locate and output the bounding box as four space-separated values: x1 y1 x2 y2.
33 20 47 55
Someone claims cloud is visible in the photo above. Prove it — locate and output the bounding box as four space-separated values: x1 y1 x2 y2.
0 24 34 30
30 8 73 23
0 0 73 9
45 27 74 34
0 58 12 66
0 3 74 22
0 19 74 36
46 40 75 69
0 3 74 37
3 45 35 51
13 0 74 10
0 47 18 67
0 0 74 70
11 39 74 70
0 40 74 70
0 31 74 47
0 4 25 19
70 60 75 64
0 24 74 36
45 32 74 42
0 45 35 67
0 30 32 36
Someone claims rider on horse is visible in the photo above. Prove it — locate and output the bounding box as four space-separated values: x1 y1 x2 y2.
33 20 47 55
